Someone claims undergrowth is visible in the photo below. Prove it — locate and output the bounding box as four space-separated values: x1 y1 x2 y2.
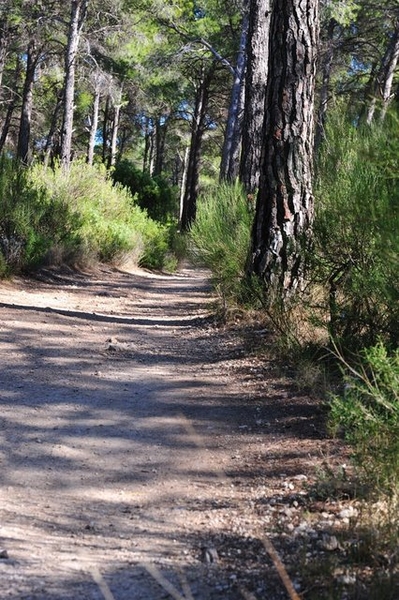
188 181 254 311
0 158 173 274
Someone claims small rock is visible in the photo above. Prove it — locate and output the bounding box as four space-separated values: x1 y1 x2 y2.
293 474 308 481
283 482 295 490
339 506 358 520
321 534 339 551
0 549 8 559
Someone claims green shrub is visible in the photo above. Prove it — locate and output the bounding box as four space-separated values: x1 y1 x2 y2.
0 157 173 275
112 159 178 223
330 342 399 496
0 156 80 273
312 110 399 349
31 160 171 270
188 182 253 305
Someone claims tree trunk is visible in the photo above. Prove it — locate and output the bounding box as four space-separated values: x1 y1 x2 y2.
60 0 88 168
219 7 249 182
108 102 121 168
0 57 21 154
366 20 399 124
180 66 213 231
179 146 189 222
102 94 110 164
87 87 100 165
314 18 337 154
153 117 167 176
143 116 152 172
0 17 10 93
17 39 37 164
239 0 271 193
43 89 63 167
249 0 319 297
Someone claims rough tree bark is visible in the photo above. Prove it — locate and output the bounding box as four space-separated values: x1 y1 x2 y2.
60 0 88 168
249 0 319 297
239 0 271 193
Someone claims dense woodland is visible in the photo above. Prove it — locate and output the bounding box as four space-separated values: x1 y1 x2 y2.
1 1 399 595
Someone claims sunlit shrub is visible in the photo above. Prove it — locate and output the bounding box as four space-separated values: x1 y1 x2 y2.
0 158 172 274
189 182 253 306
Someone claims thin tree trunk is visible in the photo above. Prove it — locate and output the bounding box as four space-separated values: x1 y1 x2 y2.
102 94 110 164
220 7 249 182
179 146 189 223
143 116 152 172
153 117 167 176
240 0 271 193
379 22 399 122
180 66 213 231
60 0 88 168
149 135 155 175
0 57 21 154
366 21 399 124
249 0 319 296
17 39 37 164
43 89 63 167
108 103 121 168
0 18 10 93
314 18 337 153
87 87 100 165
0 100 14 154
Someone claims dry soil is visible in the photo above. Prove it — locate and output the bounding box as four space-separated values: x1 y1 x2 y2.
0 263 346 600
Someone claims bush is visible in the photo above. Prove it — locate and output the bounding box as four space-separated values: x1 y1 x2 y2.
112 159 178 223
312 110 399 349
0 158 172 275
31 160 173 270
188 182 253 306
330 342 399 497
0 156 80 273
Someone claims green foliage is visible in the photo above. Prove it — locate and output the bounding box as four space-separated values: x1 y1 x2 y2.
0 158 172 275
324 0 361 26
312 110 399 349
0 156 79 275
330 342 399 497
188 182 253 305
112 160 178 224
31 161 171 270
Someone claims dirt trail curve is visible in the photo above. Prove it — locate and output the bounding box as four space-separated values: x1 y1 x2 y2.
0 264 337 600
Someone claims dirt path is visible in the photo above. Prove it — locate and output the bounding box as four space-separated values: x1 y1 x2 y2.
0 264 343 599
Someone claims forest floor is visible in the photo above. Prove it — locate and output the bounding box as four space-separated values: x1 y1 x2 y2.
0 262 355 600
